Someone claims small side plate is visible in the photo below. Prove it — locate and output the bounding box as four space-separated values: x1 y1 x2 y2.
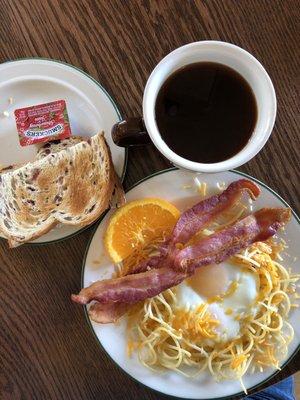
0 58 127 244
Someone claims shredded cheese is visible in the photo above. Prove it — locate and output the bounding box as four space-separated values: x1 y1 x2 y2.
194 178 207 197
172 305 220 340
208 280 239 304
126 229 299 393
230 354 248 369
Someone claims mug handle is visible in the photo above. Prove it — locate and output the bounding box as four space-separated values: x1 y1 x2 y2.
112 117 151 147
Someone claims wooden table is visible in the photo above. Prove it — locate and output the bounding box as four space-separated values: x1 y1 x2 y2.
0 1 299 399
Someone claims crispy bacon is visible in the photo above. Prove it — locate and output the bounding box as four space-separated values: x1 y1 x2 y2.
175 208 291 272
71 267 184 304
171 179 260 245
88 302 131 324
81 180 261 320
127 179 260 274
72 208 290 308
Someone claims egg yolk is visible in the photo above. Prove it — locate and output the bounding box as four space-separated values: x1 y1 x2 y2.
186 264 229 298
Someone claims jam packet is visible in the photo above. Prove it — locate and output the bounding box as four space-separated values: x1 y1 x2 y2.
14 100 71 146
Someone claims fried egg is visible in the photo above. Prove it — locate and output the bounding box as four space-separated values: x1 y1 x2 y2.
176 262 259 342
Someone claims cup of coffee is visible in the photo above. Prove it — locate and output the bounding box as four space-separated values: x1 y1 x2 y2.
112 41 276 173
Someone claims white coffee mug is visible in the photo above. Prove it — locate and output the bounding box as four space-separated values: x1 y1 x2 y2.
112 41 276 173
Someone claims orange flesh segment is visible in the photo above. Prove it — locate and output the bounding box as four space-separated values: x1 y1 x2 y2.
104 198 180 263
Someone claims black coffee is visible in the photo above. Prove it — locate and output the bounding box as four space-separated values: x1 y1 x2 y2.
155 62 257 163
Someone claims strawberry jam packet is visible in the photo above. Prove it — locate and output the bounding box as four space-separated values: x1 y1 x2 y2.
14 100 71 146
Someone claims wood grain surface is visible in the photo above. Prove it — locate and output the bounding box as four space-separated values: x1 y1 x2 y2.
0 1 299 399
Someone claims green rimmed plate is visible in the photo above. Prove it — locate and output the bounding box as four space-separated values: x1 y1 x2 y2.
81 168 299 399
0 58 127 244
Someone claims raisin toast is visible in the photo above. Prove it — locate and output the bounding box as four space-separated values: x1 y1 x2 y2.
37 136 125 208
0 132 124 247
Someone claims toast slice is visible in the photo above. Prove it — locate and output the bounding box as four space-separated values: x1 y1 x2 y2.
0 132 124 247
37 136 125 208
36 136 85 160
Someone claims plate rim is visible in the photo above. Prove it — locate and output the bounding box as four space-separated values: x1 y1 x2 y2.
0 57 128 246
81 167 300 400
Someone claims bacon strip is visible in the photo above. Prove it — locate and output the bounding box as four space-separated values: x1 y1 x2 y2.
71 267 184 304
72 208 290 307
128 179 260 274
83 180 260 322
170 179 260 245
175 208 291 272
82 179 260 323
88 302 131 324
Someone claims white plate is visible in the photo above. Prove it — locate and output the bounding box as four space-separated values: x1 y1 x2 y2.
0 59 126 244
82 168 300 399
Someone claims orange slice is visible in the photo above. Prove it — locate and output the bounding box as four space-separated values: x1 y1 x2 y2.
104 198 180 263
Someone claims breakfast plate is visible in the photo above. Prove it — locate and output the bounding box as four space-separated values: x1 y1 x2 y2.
0 58 126 244
81 168 300 399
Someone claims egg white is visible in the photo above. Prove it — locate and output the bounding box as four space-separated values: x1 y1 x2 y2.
176 262 259 342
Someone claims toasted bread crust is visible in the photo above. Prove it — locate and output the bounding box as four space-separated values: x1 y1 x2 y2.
36 136 86 160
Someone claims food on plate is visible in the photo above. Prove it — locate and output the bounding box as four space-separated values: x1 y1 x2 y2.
14 100 71 146
71 179 298 391
37 135 124 209
120 179 260 276
0 164 22 174
72 208 290 305
104 198 180 263
127 238 298 392
36 136 85 159
0 132 124 247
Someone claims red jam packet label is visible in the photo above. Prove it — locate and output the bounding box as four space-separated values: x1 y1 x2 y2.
14 100 71 146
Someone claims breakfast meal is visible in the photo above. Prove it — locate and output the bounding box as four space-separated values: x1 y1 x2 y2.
72 179 299 392
0 132 124 247
2 40 297 400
